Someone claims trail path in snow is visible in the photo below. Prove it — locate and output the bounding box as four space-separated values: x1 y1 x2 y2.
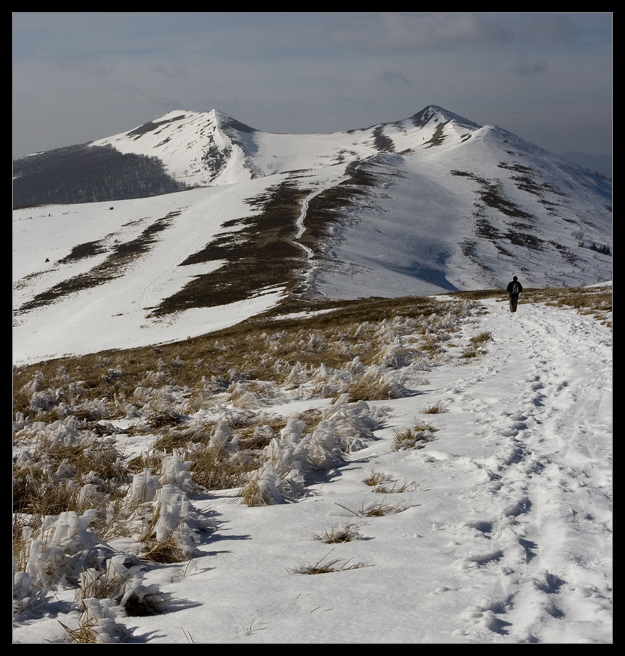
427 300 613 642
290 171 350 296
120 298 612 644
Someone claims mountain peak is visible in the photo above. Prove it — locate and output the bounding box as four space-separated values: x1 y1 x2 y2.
411 105 480 130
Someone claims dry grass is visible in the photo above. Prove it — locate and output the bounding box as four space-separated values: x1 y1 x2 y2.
523 285 612 327
313 523 361 543
364 471 393 487
12 293 462 418
13 286 607 521
59 614 102 644
142 529 188 564
460 330 492 359
468 331 492 347
372 480 414 494
287 550 366 575
12 433 128 517
12 514 37 571
76 563 126 605
238 475 272 507
12 292 475 535
187 443 260 491
357 500 408 516
419 335 442 358
392 422 439 451
421 401 447 414
335 500 408 518
339 371 399 403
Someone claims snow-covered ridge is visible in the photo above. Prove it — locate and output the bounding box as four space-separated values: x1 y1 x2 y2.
87 104 486 188
90 109 255 187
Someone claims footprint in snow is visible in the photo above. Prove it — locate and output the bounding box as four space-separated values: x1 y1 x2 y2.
456 549 505 570
457 597 513 636
501 495 532 519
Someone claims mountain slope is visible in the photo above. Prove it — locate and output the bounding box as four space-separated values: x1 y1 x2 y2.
12 106 612 365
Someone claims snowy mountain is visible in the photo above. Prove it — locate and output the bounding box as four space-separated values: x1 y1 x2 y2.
13 105 612 365
12 108 613 643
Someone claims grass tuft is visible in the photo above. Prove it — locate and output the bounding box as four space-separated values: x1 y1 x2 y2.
392 422 438 451
421 401 447 414
287 550 366 575
313 523 361 543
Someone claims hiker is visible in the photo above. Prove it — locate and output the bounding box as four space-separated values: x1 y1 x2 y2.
506 276 523 312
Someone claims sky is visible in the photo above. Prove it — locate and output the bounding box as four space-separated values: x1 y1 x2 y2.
12 12 612 161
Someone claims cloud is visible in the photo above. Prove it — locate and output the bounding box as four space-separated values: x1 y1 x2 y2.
511 60 548 77
381 70 410 85
152 63 189 80
327 12 579 53
69 58 113 78
113 84 183 112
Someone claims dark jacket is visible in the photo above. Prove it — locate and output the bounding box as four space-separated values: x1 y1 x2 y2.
507 280 523 295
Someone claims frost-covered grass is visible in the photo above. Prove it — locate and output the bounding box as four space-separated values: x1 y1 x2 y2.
12 286 611 641
12 293 473 625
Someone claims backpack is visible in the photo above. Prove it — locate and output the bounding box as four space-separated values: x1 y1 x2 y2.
511 281 521 294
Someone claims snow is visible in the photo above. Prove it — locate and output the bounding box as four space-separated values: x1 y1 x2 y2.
12 184 289 364
12 105 612 642
12 295 613 643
